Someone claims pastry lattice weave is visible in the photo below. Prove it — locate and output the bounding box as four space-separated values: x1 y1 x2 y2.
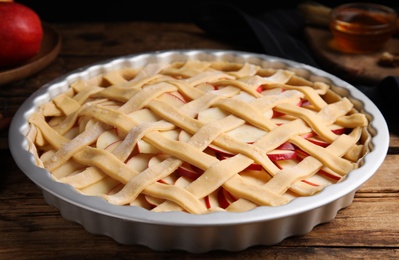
27 60 370 214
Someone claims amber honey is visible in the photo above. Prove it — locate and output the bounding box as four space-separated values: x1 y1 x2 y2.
330 3 397 53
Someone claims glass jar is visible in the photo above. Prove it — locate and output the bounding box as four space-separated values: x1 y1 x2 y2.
329 3 397 54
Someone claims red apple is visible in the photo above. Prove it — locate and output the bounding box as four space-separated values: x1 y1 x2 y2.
204 195 211 209
318 169 341 181
145 195 164 208
300 132 314 139
331 128 345 135
214 151 263 171
295 149 309 159
157 91 187 108
217 188 236 209
301 99 312 107
0 2 43 68
103 139 122 153
301 179 319 187
176 163 203 180
272 110 285 118
204 190 219 209
274 157 299 170
196 83 218 92
244 163 263 171
267 150 297 161
306 136 329 147
276 142 296 151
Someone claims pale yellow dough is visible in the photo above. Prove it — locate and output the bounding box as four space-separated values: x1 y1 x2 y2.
27 59 370 214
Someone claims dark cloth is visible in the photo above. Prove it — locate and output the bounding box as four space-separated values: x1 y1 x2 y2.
194 3 399 129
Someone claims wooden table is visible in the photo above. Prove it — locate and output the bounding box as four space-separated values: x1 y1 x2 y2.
1 21 398 259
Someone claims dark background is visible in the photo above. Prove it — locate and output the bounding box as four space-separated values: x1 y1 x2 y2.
17 0 398 23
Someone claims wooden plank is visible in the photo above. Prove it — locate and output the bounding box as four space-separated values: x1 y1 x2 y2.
52 22 239 56
359 154 399 192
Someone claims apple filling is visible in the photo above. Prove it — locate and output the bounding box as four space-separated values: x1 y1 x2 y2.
26 59 371 214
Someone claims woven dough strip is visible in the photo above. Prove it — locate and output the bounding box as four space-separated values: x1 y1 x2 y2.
27 60 370 214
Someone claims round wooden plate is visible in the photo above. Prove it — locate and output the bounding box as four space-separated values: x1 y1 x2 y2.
0 24 62 86
305 26 399 85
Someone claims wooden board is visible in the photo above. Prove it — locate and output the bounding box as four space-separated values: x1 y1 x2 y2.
305 26 399 85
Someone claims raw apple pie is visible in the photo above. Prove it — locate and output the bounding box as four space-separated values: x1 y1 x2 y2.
26 59 370 214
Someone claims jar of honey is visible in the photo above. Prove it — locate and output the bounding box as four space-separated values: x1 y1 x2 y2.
329 3 398 54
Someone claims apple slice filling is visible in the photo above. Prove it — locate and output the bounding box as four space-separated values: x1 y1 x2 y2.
27 59 371 214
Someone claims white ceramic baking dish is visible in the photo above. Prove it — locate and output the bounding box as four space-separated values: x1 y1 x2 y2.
9 50 389 253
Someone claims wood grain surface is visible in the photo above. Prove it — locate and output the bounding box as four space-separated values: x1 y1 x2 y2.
1 21 398 259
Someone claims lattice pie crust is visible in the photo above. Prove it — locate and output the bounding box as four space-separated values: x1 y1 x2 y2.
26 59 370 214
